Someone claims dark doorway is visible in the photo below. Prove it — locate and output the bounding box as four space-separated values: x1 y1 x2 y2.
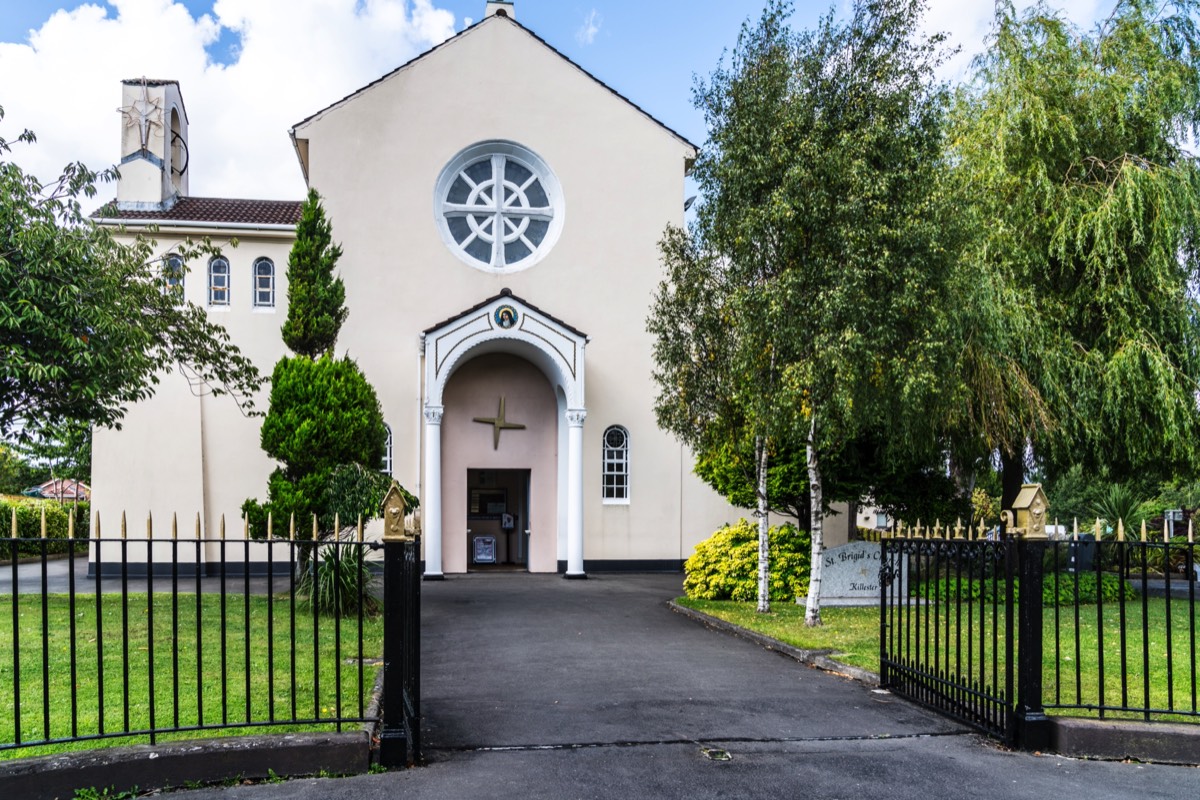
466 468 531 572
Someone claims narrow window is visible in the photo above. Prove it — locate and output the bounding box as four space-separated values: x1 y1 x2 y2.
602 425 629 502
253 257 275 308
164 253 185 302
382 424 393 475
208 256 230 306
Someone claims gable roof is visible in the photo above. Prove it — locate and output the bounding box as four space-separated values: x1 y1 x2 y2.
423 288 588 340
290 14 697 154
93 197 302 227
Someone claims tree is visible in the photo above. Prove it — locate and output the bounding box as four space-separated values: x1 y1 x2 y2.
652 0 962 625
952 1 1200 503
0 107 261 440
259 354 387 527
0 444 42 495
245 190 387 536
694 435 810 523
692 422 969 531
10 419 91 486
281 188 347 359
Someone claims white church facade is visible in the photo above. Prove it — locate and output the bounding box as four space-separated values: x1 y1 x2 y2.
91 1 762 577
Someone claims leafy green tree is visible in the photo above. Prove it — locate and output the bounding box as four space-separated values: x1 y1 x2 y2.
258 355 387 527
245 190 388 537
952 0 1200 502
693 427 965 529
0 107 261 441
694 435 810 523
281 189 347 359
0 444 43 495
652 0 961 624
12 421 91 483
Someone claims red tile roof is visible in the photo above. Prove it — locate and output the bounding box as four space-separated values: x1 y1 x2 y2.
94 197 302 226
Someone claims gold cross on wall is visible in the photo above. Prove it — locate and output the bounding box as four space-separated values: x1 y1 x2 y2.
473 397 526 450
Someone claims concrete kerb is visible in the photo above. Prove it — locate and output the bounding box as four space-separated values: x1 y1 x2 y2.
0 667 385 800
666 600 881 685
668 600 1200 766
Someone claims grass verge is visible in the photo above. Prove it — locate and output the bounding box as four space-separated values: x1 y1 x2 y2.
678 594 1200 722
0 593 383 759
675 597 880 673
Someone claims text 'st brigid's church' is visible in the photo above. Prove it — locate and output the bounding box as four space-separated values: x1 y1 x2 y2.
92 1 747 577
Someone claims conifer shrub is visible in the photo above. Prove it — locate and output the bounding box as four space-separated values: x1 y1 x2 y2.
684 519 811 602
250 354 387 533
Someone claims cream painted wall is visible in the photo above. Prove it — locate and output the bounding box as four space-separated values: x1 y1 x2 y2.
294 16 728 565
95 15 743 567
92 231 294 549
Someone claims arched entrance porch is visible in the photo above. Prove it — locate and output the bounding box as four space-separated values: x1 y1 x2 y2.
443 353 555 572
421 290 588 578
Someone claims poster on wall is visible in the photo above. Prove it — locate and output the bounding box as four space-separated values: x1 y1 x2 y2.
469 489 507 519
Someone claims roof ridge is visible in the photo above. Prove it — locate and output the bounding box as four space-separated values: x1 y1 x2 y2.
290 14 696 152
92 196 303 225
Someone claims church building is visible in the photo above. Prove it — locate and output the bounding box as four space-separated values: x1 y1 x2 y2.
91 1 757 577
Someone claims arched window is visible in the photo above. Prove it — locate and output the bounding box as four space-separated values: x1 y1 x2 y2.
381 424 393 475
164 253 185 303
602 425 629 503
208 256 230 306
253 257 275 307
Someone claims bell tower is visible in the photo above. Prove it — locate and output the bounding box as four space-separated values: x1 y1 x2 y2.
485 1 514 19
116 78 189 211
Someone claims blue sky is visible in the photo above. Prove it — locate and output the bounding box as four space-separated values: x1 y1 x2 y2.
0 1 1106 202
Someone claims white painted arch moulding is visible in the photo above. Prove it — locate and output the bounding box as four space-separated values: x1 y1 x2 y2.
422 289 587 409
420 289 589 578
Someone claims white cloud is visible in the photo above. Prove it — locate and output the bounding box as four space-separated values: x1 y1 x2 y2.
923 0 1106 80
576 9 601 46
0 0 458 204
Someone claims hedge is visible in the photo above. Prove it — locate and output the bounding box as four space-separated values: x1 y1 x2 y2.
0 496 85 558
684 519 811 602
913 572 1137 606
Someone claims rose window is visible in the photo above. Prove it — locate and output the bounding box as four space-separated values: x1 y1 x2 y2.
436 142 563 272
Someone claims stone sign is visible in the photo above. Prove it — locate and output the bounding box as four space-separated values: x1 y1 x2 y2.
798 541 906 607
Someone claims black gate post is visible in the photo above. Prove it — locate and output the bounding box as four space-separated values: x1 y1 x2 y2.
379 534 411 768
1015 536 1051 751
378 484 421 768
879 537 892 688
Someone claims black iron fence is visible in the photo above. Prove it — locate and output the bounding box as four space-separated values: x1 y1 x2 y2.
881 525 1200 748
1 517 421 766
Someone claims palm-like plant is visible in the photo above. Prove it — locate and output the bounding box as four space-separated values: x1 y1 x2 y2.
1091 484 1142 537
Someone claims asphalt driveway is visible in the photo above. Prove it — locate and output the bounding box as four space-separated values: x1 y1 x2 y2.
155 572 1200 799
419 573 958 752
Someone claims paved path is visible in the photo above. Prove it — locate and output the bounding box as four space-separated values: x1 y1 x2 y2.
132 574 1200 798
0 554 293 595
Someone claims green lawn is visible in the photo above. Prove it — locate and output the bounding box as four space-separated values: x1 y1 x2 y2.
678 595 1200 722
0 593 383 759
676 598 881 672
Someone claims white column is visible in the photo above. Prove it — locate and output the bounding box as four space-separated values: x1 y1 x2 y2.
423 406 444 580
565 408 587 578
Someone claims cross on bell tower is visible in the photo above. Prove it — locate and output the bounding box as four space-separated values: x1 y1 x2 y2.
115 78 190 212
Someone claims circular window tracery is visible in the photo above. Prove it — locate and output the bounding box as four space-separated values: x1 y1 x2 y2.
435 141 564 272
